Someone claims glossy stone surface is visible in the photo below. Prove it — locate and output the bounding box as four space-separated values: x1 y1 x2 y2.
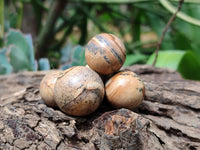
39 70 63 108
85 33 126 75
105 70 145 109
54 66 105 116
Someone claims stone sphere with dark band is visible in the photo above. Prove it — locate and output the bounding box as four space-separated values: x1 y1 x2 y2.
85 33 126 75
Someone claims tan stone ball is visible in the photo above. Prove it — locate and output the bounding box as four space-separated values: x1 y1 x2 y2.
85 33 126 75
39 70 63 108
54 66 105 116
105 70 145 110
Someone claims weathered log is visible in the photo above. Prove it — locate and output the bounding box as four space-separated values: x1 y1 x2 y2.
0 65 199 150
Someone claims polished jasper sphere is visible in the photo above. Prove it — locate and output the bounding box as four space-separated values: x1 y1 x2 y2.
105 70 145 110
39 70 63 108
85 33 126 75
54 66 105 116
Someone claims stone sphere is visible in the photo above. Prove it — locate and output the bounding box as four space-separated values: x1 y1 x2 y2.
105 70 145 109
85 33 126 75
54 66 105 116
40 70 63 108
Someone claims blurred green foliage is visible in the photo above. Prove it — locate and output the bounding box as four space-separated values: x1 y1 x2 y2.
0 29 36 74
0 0 200 80
147 50 200 80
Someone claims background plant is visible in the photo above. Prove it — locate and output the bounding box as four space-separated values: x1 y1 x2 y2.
0 0 200 80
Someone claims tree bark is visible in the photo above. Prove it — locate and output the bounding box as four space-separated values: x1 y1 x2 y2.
0 65 199 150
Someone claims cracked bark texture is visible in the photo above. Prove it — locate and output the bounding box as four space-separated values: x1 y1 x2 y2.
0 65 199 150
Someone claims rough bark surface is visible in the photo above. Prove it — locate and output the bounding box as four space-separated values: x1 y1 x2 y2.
0 65 199 150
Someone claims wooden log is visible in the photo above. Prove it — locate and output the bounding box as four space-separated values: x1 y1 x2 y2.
0 65 199 150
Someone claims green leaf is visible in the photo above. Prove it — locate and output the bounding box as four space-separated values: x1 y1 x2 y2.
147 50 200 80
0 48 7 55
147 50 186 70
0 48 13 74
38 58 50 70
178 51 200 80
175 4 200 56
8 46 30 72
6 29 35 71
124 54 147 66
24 34 36 71
6 30 30 57
100 13 112 23
147 14 174 49
71 45 86 66
172 32 193 50
60 44 73 64
60 45 86 69
60 65 72 70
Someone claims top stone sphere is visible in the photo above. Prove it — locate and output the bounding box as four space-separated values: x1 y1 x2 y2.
85 33 126 75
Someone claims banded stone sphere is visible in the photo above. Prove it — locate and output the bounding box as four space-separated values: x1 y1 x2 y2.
54 66 105 116
105 70 145 110
40 70 63 108
85 33 126 75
